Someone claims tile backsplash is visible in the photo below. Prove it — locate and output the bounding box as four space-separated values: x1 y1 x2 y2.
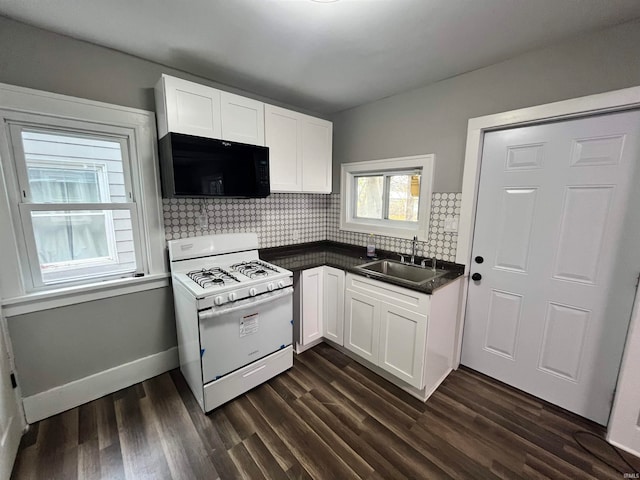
163 194 327 248
162 192 461 261
326 193 461 262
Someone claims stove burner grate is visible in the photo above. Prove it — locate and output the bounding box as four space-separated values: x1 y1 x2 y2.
187 267 240 289
231 260 279 279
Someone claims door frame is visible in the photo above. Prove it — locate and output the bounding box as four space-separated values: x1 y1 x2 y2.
453 85 640 428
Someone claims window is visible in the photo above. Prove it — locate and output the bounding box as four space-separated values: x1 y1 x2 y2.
354 171 421 223
6 121 143 288
341 155 434 239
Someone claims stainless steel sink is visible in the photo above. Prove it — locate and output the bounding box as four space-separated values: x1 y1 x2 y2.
355 259 447 285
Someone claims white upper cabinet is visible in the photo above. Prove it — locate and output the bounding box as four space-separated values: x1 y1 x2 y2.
265 104 333 194
264 105 302 192
155 75 222 139
220 92 265 146
155 74 264 147
301 117 333 193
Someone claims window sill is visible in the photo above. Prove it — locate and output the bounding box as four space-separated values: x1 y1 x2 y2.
340 219 422 241
1 273 171 317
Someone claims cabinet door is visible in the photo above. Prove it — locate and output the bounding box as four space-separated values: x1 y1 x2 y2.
220 92 265 146
265 105 302 192
323 267 345 345
344 289 380 364
301 116 332 193
162 75 222 139
378 303 427 389
301 267 323 345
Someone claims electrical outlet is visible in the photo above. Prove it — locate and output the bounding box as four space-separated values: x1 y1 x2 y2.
292 230 300 242
444 216 459 233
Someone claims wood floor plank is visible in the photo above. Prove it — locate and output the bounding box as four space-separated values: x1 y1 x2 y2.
247 383 362 479
13 344 629 480
242 433 289 479
228 441 268 480
296 390 407 480
78 438 101 480
359 416 452 479
98 442 126 480
169 370 240 479
114 385 172 480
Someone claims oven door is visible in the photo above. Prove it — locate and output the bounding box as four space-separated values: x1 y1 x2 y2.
198 287 293 383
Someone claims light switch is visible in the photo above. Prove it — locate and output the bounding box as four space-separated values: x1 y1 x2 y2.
444 215 459 233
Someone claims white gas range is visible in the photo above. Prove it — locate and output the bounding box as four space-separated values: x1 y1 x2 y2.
168 233 293 413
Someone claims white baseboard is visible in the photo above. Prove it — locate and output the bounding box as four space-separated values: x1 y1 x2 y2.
607 438 640 460
22 347 179 423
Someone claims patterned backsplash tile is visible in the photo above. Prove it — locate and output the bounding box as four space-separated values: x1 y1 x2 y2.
162 192 461 261
326 193 461 262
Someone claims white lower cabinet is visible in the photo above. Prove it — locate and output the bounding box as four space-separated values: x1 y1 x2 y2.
296 268 460 399
295 266 345 352
300 267 324 346
322 266 345 345
344 290 380 364
345 273 429 389
378 303 427 388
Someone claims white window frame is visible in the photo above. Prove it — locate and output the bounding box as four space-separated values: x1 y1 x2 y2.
340 154 434 240
7 121 144 289
0 83 167 303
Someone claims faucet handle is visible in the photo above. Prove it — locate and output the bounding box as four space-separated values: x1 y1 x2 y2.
399 254 406 263
420 259 428 268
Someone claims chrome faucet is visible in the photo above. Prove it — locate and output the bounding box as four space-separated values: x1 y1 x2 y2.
421 257 437 272
411 235 418 264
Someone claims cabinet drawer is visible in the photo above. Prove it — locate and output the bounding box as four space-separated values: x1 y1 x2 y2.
346 273 430 313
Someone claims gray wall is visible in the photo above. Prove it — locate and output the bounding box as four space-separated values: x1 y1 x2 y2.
331 20 640 192
7 287 175 396
0 15 326 399
0 15 326 118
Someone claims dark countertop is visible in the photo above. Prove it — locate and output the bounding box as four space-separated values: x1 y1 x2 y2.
260 241 465 295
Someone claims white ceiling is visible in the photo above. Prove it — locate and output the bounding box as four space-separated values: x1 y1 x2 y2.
1 0 639 114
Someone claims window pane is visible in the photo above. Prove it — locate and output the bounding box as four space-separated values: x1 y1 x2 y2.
356 176 383 219
387 174 420 222
30 210 137 284
21 130 127 203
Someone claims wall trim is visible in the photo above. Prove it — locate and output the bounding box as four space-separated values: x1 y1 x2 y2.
22 346 178 423
2 274 170 317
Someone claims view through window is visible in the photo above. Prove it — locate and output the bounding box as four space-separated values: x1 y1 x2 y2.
17 129 138 285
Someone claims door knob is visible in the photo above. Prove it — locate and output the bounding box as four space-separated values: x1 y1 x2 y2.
471 273 482 281
475 256 484 264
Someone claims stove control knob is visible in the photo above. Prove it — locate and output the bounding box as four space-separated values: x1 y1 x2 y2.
214 296 224 306
228 292 236 302
268 283 274 292
249 288 257 297
278 280 285 288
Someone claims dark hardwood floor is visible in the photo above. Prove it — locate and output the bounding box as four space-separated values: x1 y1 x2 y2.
11 343 636 479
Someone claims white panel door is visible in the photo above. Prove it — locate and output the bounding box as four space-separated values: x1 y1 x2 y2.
301 117 332 193
0 308 23 480
344 290 380 363
264 105 302 192
378 303 427 389
220 92 265 146
463 110 640 425
323 267 345 345
301 267 323 346
163 76 222 139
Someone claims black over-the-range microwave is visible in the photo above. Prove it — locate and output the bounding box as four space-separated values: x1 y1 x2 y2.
158 132 270 198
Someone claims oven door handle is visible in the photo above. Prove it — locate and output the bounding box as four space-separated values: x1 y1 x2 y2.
198 287 293 320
